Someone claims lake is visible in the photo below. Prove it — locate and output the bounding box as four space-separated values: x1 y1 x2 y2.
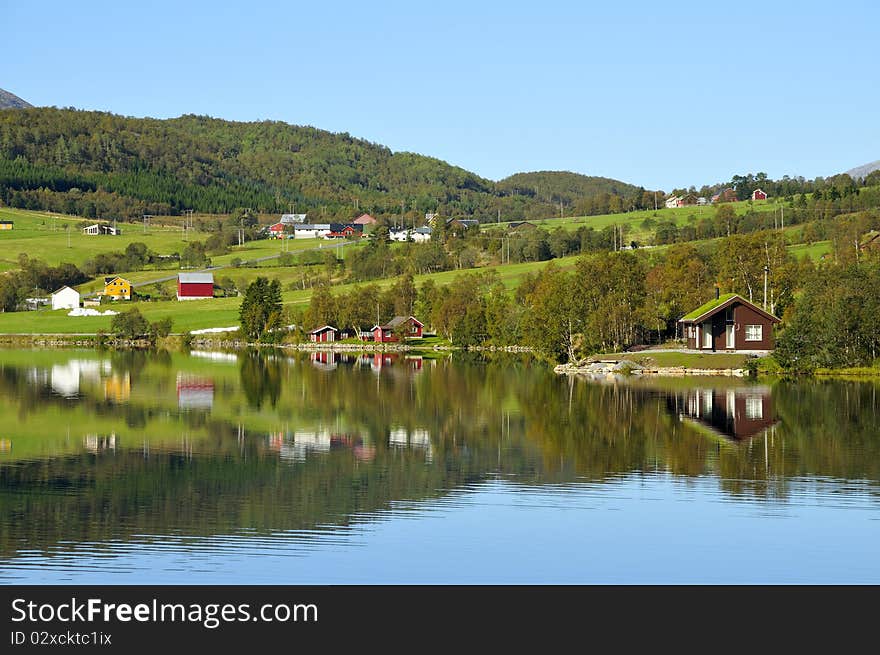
0 348 878 584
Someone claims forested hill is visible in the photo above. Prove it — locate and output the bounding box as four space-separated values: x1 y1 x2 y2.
0 89 32 110
0 107 649 222
498 171 645 217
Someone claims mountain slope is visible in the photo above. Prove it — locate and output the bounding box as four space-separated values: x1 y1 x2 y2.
846 160 880 180
0 107 648 222
0 89 32 110
497 171 640 203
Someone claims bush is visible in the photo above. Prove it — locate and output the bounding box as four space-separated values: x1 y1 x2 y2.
110 307 150 338
150 317 173 338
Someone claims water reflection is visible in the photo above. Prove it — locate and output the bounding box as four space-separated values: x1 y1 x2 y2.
0 349 878 582
668 385 778 442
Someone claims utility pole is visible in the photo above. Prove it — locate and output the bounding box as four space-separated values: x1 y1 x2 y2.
142 214 152 234
67 224 71 248
781 205 784 230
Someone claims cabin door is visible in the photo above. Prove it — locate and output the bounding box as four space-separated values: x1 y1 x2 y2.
702 322 713 349
726 325 735 349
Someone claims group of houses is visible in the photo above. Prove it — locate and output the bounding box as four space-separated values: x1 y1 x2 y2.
48 271 216 311
308 316 424 344
665 188 767 208
267 213 376 240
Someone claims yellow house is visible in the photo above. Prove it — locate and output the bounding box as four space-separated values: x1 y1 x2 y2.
103 276 132 300
0 221 13 230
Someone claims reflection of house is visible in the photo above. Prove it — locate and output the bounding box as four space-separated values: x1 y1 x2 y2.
372 316 424 343
103 373 131 403
84 433 117 452
388 426 433 461
51 286 80 310
49 358 108 397
669 386 777 441
371 353 398 371
679 291 780 352
176 374 214 410
310 351 337 370
103 276 132 300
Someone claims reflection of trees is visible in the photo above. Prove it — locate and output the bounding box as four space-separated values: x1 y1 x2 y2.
1 352 879 562
239 350 282 409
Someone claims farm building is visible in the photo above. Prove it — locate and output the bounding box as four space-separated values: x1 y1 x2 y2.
268 222 291 238
372 316 424 343
82 223 121 235
326 223 363 238
177 272 214 300
353 214 377 226
280 213 307 224
390 227 431 243
665 195 683 209
751 188 768 200
102 276 132 300
508 221 537 231
678 292 780 352
309 325 339 343
293 224 332 238
711 188 738 204
0 220 13 230
447 218 479 230
51 286 81 310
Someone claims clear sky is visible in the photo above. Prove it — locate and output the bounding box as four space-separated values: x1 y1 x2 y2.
3 0 878 190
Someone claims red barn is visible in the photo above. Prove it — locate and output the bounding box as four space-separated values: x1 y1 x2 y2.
751 188 767 201
177 272 214 300
308 325 339 343
268 222 289 238
372 316 424 343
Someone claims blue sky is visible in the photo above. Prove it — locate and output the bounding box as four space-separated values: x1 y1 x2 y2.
3 0 878 190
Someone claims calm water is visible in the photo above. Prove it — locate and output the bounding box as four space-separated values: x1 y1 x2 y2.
0 348 878 584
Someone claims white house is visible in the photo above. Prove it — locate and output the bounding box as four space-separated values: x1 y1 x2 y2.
390 227 433 243
82 223 121 235
293 223 331 238
51 286 81 310
665 195 682 209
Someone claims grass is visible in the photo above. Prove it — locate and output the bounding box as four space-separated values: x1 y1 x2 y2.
588 351 750 370
788 240 832 261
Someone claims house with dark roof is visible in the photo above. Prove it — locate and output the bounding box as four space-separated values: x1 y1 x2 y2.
678 291 780 352
447 218 479 230
372 316 424 343
508 221 537 231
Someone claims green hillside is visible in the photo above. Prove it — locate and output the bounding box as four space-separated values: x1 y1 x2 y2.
0 107 646 223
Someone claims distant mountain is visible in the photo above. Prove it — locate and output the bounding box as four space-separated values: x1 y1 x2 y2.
0 88 32 110
845 160 880 180
497 171 640 203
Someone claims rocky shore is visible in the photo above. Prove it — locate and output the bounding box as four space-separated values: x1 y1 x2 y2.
554 360 748 378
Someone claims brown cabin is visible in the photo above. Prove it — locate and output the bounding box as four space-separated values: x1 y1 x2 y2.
679 292 780 352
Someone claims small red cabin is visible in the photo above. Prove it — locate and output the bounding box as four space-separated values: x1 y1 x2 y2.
751 188 767 201
372 316 424 343
308 325 338 343
177 272 214 300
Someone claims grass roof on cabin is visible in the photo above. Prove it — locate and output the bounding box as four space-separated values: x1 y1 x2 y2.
680 293 739 321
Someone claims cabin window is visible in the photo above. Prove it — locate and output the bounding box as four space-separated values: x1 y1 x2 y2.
725 307 734 323
745 325 763 341
745 396 763 420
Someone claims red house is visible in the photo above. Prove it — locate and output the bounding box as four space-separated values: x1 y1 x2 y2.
177 272 214 300
308 325 339 343
372 316 424 343
268 222 290 238
326 224 361 239
679 292 780 352
751 188 767 201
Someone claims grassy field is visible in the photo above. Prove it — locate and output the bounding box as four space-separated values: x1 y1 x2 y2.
482 198 786 241
788 240 832 261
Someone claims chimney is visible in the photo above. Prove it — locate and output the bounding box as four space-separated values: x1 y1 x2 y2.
715 285 720 300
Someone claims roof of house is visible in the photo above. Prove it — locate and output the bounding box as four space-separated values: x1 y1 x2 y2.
448 218 479 227
381 315 424 329
508 221 535 229
294 223 331 230
51 285 79 296
353 214 377 224
308 325 338 334
280 213 307 224
413 226 432 234
104 276 129 285
178 272 214 284
679 293 780 323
